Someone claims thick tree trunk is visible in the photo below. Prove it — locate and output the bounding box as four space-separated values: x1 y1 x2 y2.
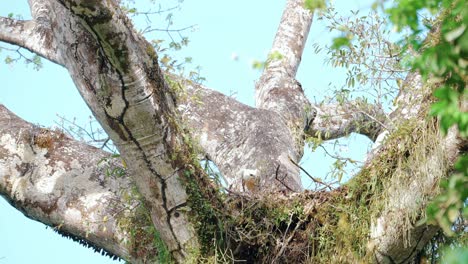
0 0 463 263
366 71 461 263
13 0 209 261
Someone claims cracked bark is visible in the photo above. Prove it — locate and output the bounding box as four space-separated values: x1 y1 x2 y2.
20 0 202 260
0 0 463 263
0 105 149 263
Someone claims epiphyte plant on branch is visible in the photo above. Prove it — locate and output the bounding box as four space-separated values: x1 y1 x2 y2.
0 0 466 263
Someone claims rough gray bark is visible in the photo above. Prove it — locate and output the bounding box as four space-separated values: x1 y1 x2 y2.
17 0 200 261
0 0 461 263
0 17 61 64
177 0 386 193
367 71 461 263
0 105 147 262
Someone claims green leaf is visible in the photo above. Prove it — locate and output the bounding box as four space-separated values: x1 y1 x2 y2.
252 60 265 70
430 101 448 116
331 37 351 49
445 25 466 42
441 247 468 264
446 206 459 222
4 56 13 64
268 51 284 61
433 86 458 101
32 55 43 70
304 0 326 11
454 155 468 174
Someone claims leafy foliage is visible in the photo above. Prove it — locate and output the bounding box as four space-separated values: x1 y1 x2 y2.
318 7 407 107
305 5 405 183
98 154 127 178
304 0 326 11
1 12 44 70
0 46 43 70
380 0 467 258
384 0 467 136
316 0 466 259
252 50 284 70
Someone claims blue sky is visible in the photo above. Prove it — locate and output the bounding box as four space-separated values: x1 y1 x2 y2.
0 0 375 263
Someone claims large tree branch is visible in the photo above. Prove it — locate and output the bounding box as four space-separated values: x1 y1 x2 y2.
256 0 312 80
368 126 460 263
26 0 214 260
178 81 303 193
305 100 386 141
0 105 154 263
178 81 383 192
177 81 385 195
255 0 313 128
0 0 383 203
2 1 459 262
0 17 61 65
367 69 462 262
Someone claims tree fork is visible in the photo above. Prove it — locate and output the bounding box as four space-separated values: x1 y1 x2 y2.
0 0 464 263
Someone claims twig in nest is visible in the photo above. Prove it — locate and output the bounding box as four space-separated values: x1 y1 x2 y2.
272 213 305 262
275 165 294 192
288 156 335 191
